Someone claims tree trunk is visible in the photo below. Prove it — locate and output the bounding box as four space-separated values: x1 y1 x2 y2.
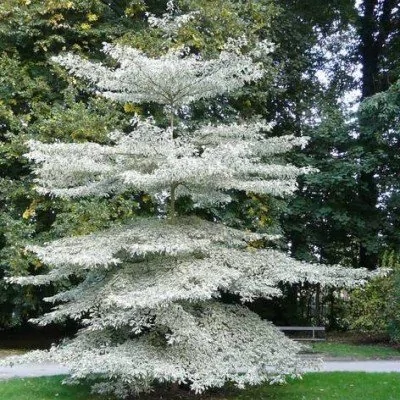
356 0 393 269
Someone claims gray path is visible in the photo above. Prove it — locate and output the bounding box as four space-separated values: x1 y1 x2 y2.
0 360 399 380
321 360 400 373
0 364 69 380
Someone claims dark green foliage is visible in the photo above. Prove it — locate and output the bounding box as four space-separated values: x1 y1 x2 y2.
283 0 400 280
346 251 400 342
358 79 400 249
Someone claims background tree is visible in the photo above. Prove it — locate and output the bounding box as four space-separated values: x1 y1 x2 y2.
355 0 400 270
284 0 400 270
278 0 400 326
344 77 400 339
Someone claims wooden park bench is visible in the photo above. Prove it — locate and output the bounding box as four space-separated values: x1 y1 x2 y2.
277 326 326 341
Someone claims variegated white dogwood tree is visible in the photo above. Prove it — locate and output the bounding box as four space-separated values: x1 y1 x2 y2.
2 19 376 399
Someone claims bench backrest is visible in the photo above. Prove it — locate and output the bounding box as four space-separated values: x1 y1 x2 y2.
277 326 325 331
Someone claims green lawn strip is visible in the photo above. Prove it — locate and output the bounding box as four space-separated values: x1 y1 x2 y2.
310 341 400 359
0 376 102 400
236 373 400 400
1 373 399 400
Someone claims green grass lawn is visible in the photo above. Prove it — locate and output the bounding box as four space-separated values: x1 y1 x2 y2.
238 373 400 400
310 341 400 359
0 376 96 400
0 373 399 400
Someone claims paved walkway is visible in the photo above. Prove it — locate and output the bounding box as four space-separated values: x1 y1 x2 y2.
0 364 69 380
321 360 400 373
0 360 399 380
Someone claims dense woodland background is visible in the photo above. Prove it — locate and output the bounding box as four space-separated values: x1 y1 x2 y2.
0 0 399 341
